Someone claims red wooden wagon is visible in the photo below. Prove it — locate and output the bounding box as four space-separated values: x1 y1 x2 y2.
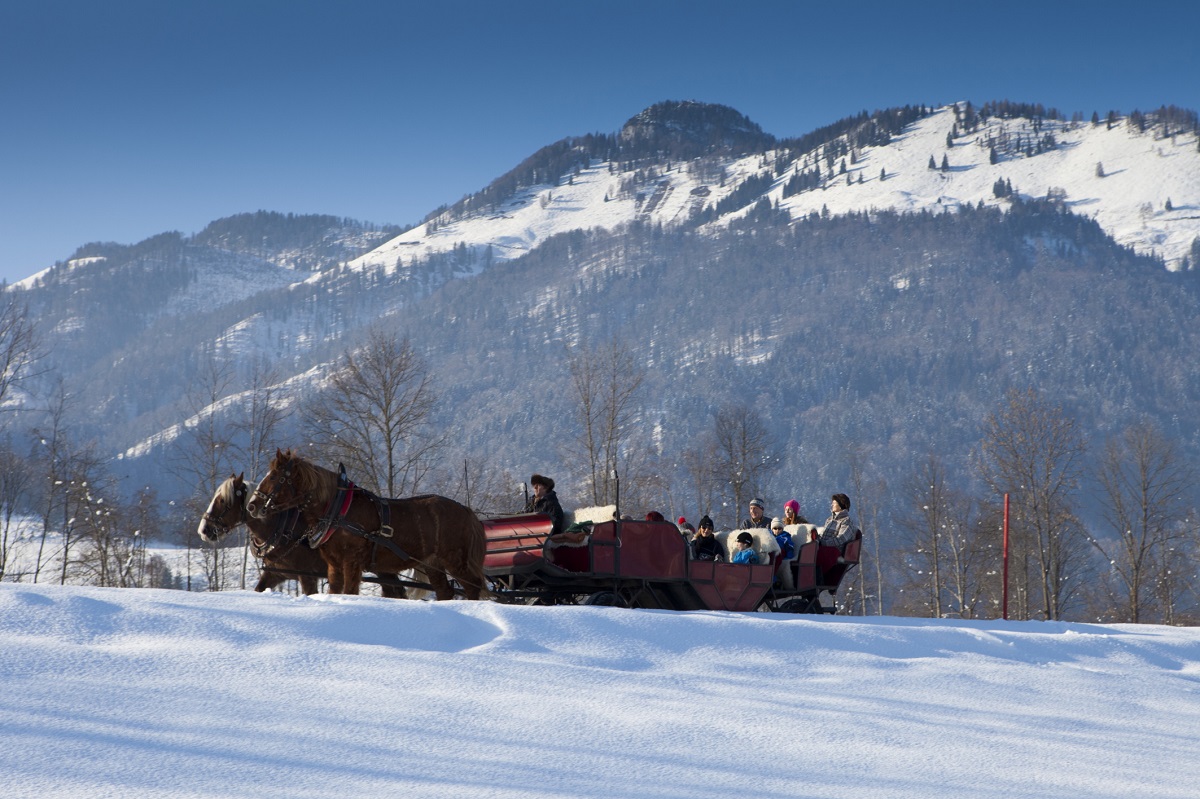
482 514 858 612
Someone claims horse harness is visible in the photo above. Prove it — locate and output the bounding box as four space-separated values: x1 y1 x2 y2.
202 482 307 559
306 465 412 563
254 506 306 559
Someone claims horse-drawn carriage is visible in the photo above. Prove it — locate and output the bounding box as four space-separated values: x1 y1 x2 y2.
482 512 862 613
200 450 861 613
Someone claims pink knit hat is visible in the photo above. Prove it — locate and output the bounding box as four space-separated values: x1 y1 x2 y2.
784 499 801 514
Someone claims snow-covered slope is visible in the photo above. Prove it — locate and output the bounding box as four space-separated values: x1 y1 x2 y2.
349 105 1200 275
2 583 1199 799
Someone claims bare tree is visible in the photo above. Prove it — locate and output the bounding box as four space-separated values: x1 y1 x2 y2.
897 455 994 619
29 381 95 584
420 455 522 516
230 357 289 588
52 445 108 585
232 357 289 481
1092 421 1196 623
0 296 44 424
169 354 238 590
847 448 887 616
305 329 442 497
681 439 721 521
979 387 1088 620
711 403 779 527
1158 527 1200 626
564 339 645 507
71 468 125 587
0 435 34 580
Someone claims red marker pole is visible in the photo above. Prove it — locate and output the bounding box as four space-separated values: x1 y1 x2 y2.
1002 493 1010 621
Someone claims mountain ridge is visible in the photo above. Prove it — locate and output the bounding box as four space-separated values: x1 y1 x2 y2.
3 100 1199 538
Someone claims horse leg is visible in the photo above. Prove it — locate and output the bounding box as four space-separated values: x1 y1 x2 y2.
427 570 455 601
341 560 363 595
326 561 344 594
298 574 320 595
255 570 286 593
406 569 431 601
377 573 407 599
458 574 482 601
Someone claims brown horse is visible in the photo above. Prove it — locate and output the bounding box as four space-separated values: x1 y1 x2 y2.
247 450 488 600
198 473 409 598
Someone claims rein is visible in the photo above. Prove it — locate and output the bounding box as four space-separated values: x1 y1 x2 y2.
253 506 306 559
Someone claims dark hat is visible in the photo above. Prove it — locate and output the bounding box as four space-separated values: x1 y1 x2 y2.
698 515 714 529
736 531 754 545
645 511 665 522
749 497 764 509
832 492 851 511
530 474 554 490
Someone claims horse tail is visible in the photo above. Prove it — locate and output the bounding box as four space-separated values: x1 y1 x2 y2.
463 512 492 600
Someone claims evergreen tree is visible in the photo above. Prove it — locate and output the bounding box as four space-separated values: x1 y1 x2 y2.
941 154 950 171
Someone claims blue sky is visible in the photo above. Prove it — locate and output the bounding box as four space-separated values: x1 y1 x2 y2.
2 0 1198 284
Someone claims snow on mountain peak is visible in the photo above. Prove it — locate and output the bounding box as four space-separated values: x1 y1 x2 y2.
348 104 1200 278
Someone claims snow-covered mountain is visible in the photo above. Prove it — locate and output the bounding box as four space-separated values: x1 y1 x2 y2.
346 103 1200 280
5 101 1200 532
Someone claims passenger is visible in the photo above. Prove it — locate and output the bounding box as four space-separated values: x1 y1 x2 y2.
811 492 857 577
815 493 856 547
677 516 695 539
731 531 760 564
771 517 795 590
645 511 666 522
525 473 565 537
739 497 770 529
782 499 809 526
691 515 725 562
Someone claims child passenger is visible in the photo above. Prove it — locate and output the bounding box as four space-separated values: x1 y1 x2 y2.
771 517 795 590
731 531 760 564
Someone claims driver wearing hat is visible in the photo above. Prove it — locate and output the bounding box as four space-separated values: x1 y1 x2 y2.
525 473 565 536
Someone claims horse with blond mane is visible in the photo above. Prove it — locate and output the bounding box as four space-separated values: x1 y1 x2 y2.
247 450 488 600
198 473 411 597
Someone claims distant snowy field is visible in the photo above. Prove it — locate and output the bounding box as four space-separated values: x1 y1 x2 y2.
2 582 1198 799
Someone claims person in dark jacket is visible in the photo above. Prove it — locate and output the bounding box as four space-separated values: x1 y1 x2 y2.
740 497 770 529
690 515 725 562
525 473 565 536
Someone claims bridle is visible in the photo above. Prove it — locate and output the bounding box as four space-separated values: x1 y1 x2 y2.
201 480 306 558
201 483 248 539
249 459 309 517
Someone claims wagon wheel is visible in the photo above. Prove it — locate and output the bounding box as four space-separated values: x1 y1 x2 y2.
582 591 626 607
778 596 818 614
